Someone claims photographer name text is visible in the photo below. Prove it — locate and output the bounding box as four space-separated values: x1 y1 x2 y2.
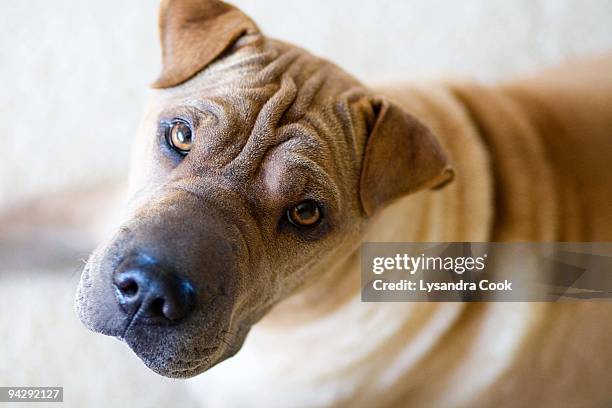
369 253 513 292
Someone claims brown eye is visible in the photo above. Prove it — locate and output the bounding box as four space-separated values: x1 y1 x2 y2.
287 200 322 227
167 121 193 154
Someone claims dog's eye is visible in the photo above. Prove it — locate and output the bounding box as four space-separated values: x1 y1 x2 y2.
287 200 322 227
166 121 193 154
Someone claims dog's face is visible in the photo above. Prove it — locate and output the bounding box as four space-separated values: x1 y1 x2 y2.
75 0 453 378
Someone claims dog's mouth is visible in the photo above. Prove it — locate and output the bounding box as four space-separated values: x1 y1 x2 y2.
120 322 250 378
164 352 219 378
77 259 234 379
116 317 223 376
128 341 222 378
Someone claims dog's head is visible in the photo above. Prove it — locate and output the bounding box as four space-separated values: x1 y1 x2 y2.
75 0 453 378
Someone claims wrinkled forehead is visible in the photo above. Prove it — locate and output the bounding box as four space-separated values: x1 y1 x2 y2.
158 39 360 106
146 40 365 195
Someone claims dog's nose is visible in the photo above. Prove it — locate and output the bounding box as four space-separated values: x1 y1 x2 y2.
113 255 195 323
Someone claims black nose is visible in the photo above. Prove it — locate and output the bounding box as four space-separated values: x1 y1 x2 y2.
113 255 195 323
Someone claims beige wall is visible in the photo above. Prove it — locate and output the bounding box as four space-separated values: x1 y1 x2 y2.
1 0 612 209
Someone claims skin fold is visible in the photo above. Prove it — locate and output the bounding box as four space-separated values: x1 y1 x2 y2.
67 1 612 406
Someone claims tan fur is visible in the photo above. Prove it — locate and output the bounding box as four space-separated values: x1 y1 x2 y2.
239 64 612 406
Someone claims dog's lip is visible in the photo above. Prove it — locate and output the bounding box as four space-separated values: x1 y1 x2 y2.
130 344 223 378
166 356 215 377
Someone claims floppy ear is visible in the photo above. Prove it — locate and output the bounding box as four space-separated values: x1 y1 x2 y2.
359 98 454 216
152 0 260 88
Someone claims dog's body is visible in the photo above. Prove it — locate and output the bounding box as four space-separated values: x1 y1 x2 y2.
184 56 612 407
22 0 605 406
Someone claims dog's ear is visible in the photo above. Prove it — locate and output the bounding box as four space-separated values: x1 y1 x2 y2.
359 97 454 216
152 0 260 88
